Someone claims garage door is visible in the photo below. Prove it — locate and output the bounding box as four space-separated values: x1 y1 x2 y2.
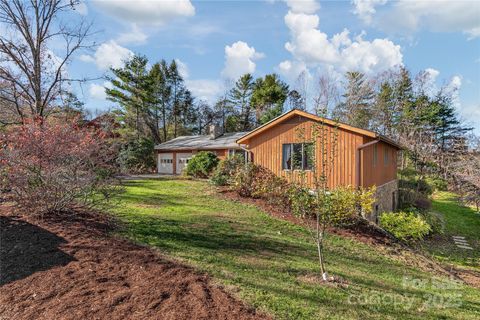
157 153 173 174
176 152 192 174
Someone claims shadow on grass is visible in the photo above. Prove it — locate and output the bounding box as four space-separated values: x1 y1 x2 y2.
122 215 308 259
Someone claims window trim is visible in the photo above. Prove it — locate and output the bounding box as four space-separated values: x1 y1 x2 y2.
282 142 314 171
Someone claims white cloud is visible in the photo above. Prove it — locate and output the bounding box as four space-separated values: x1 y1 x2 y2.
175 59 189 79
81 40 133 70
186 79 223 103
116 24 148 45
74 1 88 15
425 68 440 83
285 0 320 14
366 1 480 38
449 75 462 90
89 81 113 100
277 59 310 82
282 11 403 75
352 0 387 24
93 0 195 26
221 41 265 80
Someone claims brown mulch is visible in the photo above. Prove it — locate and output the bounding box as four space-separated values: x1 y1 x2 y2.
0 205 269 320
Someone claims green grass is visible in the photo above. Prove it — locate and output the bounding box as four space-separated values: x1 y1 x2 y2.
111 179 480 320
424 191 480 268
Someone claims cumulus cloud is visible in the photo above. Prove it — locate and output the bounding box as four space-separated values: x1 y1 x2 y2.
174 59 189 79
425 68 440 82
277 59 310 82
351 0 387 24
116 24 148 45
356 0 480 38
221 41 265 80
186 79 223 103
285 0 320 14
93 0 195 26
89 81 113 100
282 11 403 75
449 75 462 90
80 40 133 70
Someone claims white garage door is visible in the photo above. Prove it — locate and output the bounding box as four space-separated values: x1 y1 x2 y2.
158 153 173 174
176 152 193 174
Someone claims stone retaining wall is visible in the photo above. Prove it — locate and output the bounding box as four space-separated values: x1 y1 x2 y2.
365 179 398 223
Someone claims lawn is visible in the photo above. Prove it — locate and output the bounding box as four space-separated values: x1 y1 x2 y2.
112 179 480 320
423 191 480 269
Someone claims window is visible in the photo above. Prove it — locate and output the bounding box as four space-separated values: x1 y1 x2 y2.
373 144 377 167
384 148 389 165
282 143 314 170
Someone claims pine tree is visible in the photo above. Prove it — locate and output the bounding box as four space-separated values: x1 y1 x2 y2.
106 55 152 140
334 71 374 129
229 74 255 131
251 74 289 125
373 82 395 136
149 61 171 142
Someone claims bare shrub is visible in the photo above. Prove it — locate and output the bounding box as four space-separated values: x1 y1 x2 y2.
0 118 119 216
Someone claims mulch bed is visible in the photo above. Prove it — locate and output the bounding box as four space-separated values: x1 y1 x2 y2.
0 205 269 320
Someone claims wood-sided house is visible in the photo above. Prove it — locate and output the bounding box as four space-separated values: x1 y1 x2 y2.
155 109 401 219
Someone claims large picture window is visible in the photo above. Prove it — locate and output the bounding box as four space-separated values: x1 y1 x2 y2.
282 143 313 170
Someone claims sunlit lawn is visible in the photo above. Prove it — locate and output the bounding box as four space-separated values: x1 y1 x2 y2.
424 191 480 269
112 179 480 320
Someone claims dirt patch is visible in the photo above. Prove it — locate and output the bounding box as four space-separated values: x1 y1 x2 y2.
0 206 269 320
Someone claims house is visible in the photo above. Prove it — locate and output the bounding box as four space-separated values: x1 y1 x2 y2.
155 109 401 219
154 127 248 175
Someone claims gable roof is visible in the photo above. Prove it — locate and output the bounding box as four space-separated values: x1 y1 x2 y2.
236 109 401 149
155 132 248 151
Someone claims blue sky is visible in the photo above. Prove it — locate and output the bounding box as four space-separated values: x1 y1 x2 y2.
69 0 480 134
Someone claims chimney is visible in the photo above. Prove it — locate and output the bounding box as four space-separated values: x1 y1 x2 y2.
209 124 222 139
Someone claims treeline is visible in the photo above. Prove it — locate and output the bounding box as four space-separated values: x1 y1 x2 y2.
106 54 291 146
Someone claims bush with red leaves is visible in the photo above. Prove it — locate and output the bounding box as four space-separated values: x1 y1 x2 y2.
0 118 119 216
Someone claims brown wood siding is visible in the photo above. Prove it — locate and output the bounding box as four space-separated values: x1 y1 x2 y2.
245 115 397 189
360 140 397 187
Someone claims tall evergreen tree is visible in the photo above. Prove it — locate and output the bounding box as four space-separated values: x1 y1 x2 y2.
106 55 153 140
334 71 374 129
373 82 395 136
167 60 185 138
229 74 255 131
251 74 289 125
149 61 171 142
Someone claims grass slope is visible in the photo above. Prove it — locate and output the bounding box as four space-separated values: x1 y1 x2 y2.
424 192 480 268
112 179 480 320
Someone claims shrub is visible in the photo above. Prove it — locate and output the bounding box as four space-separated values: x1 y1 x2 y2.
379 211 431 241
0 118 118 216
419 211 445 235
414 196 432 210
233 163 290 207
210 155 245 186
117 137 155 173
185 151 219 178
425 176 448 192
288 185 316 218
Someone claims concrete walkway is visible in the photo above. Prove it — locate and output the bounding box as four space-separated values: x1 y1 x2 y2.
452 236 473 250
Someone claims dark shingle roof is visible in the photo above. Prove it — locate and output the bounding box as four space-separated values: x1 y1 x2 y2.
154 132 248 151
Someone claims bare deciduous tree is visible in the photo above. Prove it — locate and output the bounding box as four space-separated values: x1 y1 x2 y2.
0 0 94 124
